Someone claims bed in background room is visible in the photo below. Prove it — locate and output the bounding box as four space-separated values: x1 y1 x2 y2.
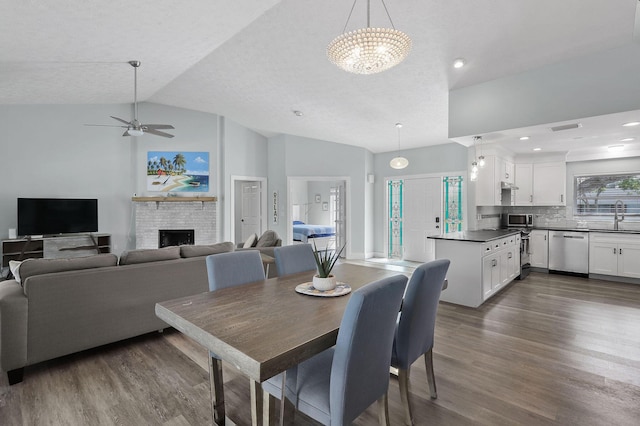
292 220 336 249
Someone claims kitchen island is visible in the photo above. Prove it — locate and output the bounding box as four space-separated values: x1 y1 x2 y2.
429 230 521 307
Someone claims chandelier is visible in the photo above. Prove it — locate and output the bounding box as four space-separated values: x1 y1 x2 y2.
327 0 412 75
390 123 409 169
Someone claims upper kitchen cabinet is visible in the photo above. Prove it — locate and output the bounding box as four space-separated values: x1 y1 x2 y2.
514 161 566 206
514 163 533 205
476 155 516 206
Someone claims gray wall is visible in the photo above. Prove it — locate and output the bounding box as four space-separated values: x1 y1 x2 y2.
267 134 370 258
449 44 640 138
372 143 469 256
221 117 269 241
0 103 222 258
0 104 135 255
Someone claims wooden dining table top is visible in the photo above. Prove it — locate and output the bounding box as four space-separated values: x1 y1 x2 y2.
155 262 402 383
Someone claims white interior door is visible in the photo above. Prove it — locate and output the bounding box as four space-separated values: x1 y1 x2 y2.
335 182 346 254
240 181 261 240
402 177 442 262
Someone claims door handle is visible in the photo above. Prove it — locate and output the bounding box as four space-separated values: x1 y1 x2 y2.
620 248 623 255
560 194 564 203
492 259 497 267
614 248 617 254
530 195 533 203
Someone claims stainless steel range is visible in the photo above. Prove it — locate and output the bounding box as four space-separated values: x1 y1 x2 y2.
506 214 532 280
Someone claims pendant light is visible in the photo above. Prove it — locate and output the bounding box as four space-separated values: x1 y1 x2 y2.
390 123 409 169
475 136 485 167
327 0 412 75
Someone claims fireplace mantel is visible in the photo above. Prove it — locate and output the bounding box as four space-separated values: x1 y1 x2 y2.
131 197 217 202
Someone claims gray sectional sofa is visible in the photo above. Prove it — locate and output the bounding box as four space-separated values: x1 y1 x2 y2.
0 242 234 384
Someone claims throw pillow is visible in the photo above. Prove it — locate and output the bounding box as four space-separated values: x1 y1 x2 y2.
255 230 280 247
243 233 257 248
180 242 235 258
119 246 181 265
9 259 30 284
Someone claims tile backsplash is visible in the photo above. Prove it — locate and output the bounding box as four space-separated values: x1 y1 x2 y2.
474 205 640 231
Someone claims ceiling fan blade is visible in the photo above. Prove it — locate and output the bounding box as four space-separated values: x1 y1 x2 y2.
144 128 175 138
84 124 128 128
110 116 132 125
143 124 175 130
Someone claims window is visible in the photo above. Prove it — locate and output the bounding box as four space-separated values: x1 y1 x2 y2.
575 173 640 218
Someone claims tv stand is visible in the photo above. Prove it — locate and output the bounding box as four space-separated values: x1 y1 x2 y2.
2 234 111 268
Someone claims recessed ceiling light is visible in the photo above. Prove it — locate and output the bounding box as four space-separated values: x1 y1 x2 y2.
293 110 304 117
533 148 542 151
620 137 635 142
519 136 530 141
453 58 466 69
622 121 640 127
608 144 624 152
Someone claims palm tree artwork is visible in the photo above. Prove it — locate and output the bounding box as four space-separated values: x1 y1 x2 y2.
146 151 209 192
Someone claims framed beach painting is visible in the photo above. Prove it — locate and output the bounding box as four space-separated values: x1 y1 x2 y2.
147 151 209 192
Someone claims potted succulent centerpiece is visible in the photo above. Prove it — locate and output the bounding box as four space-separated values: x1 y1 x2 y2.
312 241 346 291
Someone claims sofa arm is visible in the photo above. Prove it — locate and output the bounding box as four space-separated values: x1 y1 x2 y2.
0 280 28 373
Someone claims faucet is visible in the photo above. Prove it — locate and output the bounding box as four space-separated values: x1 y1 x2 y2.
614 200 624 230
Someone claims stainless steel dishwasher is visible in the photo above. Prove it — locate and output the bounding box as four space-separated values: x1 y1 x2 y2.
548 230 589 275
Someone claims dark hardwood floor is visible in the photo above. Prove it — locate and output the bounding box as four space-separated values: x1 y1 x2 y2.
1 271 639 425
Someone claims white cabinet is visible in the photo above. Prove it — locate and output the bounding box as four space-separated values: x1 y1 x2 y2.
514 163 533 205
475 155 515 206
481 234 520 300
476 156 500 206
589 233 640 278
533 162 566 206
529 230 549 269
435 233 520 307
513 162 566 206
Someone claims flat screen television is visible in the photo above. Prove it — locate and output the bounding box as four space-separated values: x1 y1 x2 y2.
17 198 98 236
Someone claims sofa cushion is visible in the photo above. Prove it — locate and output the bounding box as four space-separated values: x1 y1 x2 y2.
256 230 280 247
119 246 181 265
243 233 258 248
180 242 235 258
18 254 118 285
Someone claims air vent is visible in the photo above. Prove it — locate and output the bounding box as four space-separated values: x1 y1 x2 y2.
550 123 582 132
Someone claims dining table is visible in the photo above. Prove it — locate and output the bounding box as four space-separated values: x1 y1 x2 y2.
155 262 402 426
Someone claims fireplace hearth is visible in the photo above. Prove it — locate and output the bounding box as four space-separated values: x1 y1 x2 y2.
159 230 194 248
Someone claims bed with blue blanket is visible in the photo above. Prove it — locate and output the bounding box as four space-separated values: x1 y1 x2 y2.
293 221 336 243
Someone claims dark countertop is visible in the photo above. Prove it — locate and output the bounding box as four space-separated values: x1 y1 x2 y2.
532 227 640 235
428 229 520 243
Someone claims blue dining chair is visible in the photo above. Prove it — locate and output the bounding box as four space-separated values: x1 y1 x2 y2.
392 259 450 425
263 274 408 425
273 244 317 276
205 250 265 424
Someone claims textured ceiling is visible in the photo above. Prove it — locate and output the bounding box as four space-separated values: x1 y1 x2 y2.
1 0 638 155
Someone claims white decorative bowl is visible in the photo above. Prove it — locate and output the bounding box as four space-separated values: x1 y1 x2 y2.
313 275 337 291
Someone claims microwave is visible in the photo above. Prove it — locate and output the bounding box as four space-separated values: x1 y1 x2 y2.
507 213 533 227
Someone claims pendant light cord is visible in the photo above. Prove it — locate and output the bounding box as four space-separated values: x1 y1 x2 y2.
341 0 396 32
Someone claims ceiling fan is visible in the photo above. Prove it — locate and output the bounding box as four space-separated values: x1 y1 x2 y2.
86 60 175 138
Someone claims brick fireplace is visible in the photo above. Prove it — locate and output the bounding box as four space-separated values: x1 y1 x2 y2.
133 198 216 249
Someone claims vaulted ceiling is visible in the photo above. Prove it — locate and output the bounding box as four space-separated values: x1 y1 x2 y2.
1 0 639 155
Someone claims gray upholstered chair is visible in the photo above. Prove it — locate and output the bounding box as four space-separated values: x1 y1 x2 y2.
391 259 450 425
273 243 317 276
205 250 265 424
263 274 408 425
